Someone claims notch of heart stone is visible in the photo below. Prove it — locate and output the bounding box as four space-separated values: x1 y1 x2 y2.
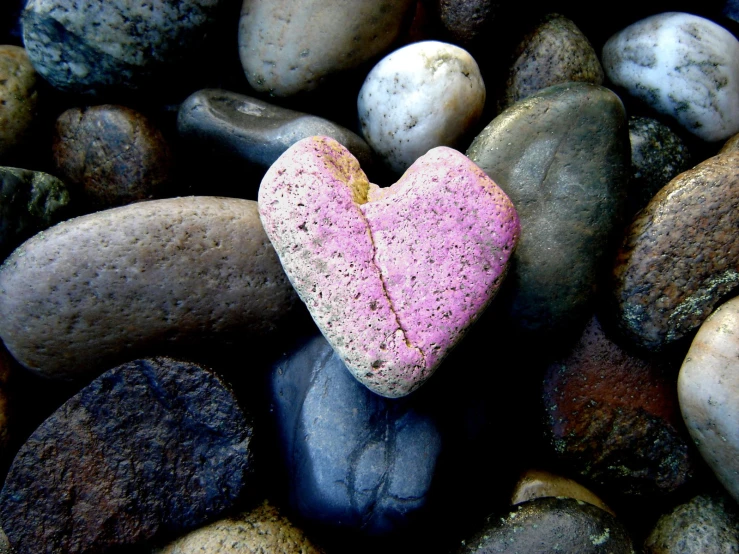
259 136 520 397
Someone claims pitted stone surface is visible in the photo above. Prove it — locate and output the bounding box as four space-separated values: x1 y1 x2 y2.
0 196 298 380
610 150 739 352
0 357 254 554
435 0 497 45
602 12 739 142
258 136 519 397
0 46 38 159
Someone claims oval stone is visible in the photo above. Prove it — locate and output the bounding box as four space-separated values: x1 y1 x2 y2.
0 196 298 380
0 46 38 160
435 0 497 45
610 150 739 352
467 82 629 339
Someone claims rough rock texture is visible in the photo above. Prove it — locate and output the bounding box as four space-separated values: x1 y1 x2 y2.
22 0 226 95
53 104 173 208
358 40 485 174
259 136 519 397
627 116 691 216
0 46 38 160
0 196 298 380
0 166 70 259
0 357 254 554
238 0 415 97
543 315 694 496
720 131 739 154
270 334 442 535
610 150 739 352
153 500 325 554
644 493 739 553
455 497 635 554
511 469 614 515
435 0 498 45
498 14 604 112
602 12 739 142
467 83 629 340
177 89 374 170
0 348 13 456
678 296 739 503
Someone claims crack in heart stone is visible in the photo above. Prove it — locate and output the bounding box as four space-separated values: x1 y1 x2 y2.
259 136 520 397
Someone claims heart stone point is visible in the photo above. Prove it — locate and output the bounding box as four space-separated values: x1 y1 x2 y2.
259 136 519 397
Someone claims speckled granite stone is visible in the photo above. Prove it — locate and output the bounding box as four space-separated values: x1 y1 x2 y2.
602 12 739 142
258 136 519 397
610 150 739 352
0 46 38 160
0 197 298 380
435 0 497 45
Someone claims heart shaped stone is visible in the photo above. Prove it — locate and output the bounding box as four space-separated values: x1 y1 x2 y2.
258 136 519 397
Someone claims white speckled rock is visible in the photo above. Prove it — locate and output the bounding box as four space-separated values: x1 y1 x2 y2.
678 296 739 503
602 12 739 142
358 40 485 174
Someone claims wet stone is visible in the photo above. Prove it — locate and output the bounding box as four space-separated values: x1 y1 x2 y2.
0 45 38 161
0 357 254 554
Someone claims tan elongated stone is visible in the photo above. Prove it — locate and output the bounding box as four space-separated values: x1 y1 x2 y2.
0 197 298 380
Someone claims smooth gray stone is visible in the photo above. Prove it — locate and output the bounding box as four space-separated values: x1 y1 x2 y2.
467 83 629 339
177 89 374 170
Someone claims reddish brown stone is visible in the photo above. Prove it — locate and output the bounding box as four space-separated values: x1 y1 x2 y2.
610 151 739 352
543 316 694 495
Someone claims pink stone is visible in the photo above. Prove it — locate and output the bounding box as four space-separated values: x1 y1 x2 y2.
259 136 520 397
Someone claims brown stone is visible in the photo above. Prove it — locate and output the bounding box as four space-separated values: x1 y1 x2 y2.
0 45 38 160
720 132 739 154
52 104 173 208
610 151 739 352
511 469 614 515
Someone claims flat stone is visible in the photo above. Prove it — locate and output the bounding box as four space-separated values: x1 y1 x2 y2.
644 493 739 553
270 334 443 535
258 136 519 397
498 13 604 112
153 500 325 554
678 296 739 503
511 469 614 515
0 46 38 160
543 315 694 495
0 166 70 259
610 150 739 352
22 0 226 95
53 104 172 209
0 357 254 554
602 12 739 142
238 0 415 97
467 83 629 340
177 88 374 170
455 497 635 554
0 196 298 380
435 0 497 45
358 40 486 174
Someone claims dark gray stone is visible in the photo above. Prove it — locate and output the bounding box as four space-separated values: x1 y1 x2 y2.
177 89 374 171
456 497 635 554
467 83 629 340
269 334 442 535
0 357 254 554
435 0 498 45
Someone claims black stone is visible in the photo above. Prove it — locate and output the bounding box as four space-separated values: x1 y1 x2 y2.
0 357 254 554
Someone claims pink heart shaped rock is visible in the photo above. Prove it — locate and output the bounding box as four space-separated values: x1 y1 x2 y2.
259 136 520 397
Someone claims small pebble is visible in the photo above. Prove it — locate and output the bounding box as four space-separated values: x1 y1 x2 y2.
435 0 497 45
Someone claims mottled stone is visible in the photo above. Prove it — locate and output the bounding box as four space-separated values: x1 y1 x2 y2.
52 104 172 208
258 136 519 397
153 500 325 554
644 493 739 553
455 497 635 554
511 469 614 515
0 197 298 380
0 357 254 554
22 0 225 95
238 0 415 97
358 40 485 174
543 315 694 495
270 334 442 535
678 296 739 503
498 14 604 112
0 46 38 159
0 529 8 554
0 347 13 457
610 151 739 352
467 83 629 339
0 166 70 258
720 131 739 153
602 12 739 142
177 88 374 170
435 0 497 45
628 116 691 215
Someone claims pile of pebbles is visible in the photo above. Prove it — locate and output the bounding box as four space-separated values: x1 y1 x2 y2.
1 0 739 552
